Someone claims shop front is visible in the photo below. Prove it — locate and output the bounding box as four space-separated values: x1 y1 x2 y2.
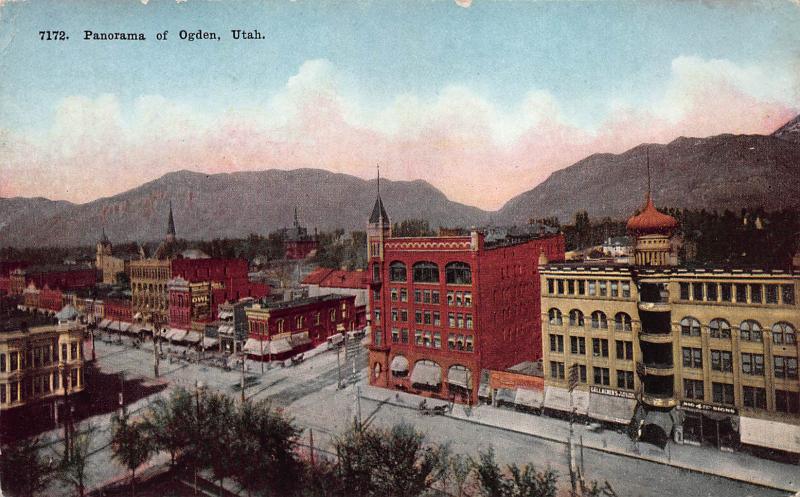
678 401 739 450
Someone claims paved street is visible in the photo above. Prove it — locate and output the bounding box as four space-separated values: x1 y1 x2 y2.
38 336 794 497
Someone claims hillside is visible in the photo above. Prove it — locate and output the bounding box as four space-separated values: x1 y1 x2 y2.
497 133 800 224
0 169 489 247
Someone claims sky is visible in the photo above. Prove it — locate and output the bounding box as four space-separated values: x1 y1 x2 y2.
1 0 798 210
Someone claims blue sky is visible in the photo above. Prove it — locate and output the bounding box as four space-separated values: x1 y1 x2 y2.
1 0 798 208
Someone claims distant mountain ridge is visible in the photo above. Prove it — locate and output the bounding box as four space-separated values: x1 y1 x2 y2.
2 115 798 247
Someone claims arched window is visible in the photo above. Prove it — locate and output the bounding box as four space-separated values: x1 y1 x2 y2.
614 312 632 332
591 311 607 329
772 322 796 345
569 309 584 327
445 262 472 285
709 319 731 339
548 308 563 326
680 317 701 337
296 315 304 329
740 320 762 342
413 262 439 283
389 261 407 282
277 319 284 333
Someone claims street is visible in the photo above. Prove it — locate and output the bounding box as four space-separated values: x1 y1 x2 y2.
37 336 793 497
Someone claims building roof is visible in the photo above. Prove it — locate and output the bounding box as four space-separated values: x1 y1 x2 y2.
302 268 368 289
249 293 354 312
369 195 389 224
17 263 96 275
626 194 678 235
302 268 335 285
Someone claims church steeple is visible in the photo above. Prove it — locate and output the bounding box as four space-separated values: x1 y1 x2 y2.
166 201 176 242
369 165 390 225
293 206 300 229
367 165 391 260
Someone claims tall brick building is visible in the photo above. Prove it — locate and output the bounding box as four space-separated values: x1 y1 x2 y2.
366 181 565 404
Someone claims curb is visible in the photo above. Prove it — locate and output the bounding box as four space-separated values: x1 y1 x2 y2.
360 392 798 494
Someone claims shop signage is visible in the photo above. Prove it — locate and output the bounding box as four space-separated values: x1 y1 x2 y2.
589 386 636 400
680 400 737 415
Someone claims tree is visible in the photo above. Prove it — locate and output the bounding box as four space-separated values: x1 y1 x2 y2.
0 437 54 497
473 448 557 497
231 399 303 497
334 422 447 497
442 452 475 497
59 424 95 497
110 411 152 496
143 388 194 467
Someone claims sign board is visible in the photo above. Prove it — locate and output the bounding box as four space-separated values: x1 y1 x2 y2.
488 370 544 391
680 400 737 415
589 386 636 400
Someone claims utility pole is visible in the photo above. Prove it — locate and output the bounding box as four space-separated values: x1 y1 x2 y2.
309 429 315 466
240 350 246 403
152 314 160 378
336 343 342 389
355 384 362 431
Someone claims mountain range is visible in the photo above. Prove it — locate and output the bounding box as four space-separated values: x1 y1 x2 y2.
1 115 798 247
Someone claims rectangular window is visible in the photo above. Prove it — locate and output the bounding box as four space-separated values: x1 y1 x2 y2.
414 290 422 303
712 382 735 405
374 330 383 346
578 365 587 383
550 335 564 353
423 290 431 304
415 330 423 346
391 309 398 322
775 390 800 414
400 310 408 322
682 347 703 369
683 379 704 400
456 292 463 306
720 283 732 302
465 335 474 352
53 372 59 390
680 282 690 301
570 336 586 355
547 279 555 294
743 386 767 409
610 281 619 297
391 328 399 343
448 333 455 350
0 353 5 373
423 332 431 348
741 353 764 376
400 289 408 302
415 311 422 324
622 281 631 298
433 312 441 326
616 340 633 361
578 280 586 295
433 332 441 349
448 312 455 327
457 313 464 328
592 338 609 358
391 289 398 301
774 356 798 379
766 285 778 304
550 361 565 380
61 344 67 361
750 284 762 304
711 350 733 372
617 370 634 390
464 292 472 307
0 385 5 404
782 285 795 305
465 314 473 329
735 284 748 303
432 291 440 304
447 291 454 306
557 280 565 294
567 280 575 295
588 281 596 296
599 281 607 297
706 283 718 302
593 367 610 386
423 311 432 325
401 328 409 344
690 283 702 302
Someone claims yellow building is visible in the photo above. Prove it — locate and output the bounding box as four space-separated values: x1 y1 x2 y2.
95 229 131 285
540 191 800 456
0 321 86 412
130 258 172 323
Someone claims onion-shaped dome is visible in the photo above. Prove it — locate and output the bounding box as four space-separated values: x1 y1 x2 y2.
626 195 677 235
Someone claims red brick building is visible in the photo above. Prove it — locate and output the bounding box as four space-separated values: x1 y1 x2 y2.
302 268 369 328
8 265 97 296
0 261 28 295
365 188 565 404
243 294 356 361
104 296 133 323
283 208 319 260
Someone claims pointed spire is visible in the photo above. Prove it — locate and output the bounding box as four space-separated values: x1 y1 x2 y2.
646 149 652 201
369 164 389 224
100 227 109 244
294 206 299 228
167 200 176 239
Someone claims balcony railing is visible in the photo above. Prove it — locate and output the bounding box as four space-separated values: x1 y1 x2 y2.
639 332 673 344
643 363 674 376
641 393 677 408
637 301 671 312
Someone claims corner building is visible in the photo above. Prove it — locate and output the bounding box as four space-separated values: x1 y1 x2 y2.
540 191 800 457
366 188 565 404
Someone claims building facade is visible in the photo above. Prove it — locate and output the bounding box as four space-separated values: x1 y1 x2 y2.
130 258 172 323
365 185 565 405
243 294 356 360
283 208 319 260
540 191 800 456
302 268 369 328
9 265 97 296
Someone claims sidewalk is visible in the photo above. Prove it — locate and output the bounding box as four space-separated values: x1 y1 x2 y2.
359 384 800 493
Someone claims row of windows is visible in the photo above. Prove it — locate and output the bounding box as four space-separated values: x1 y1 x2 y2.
0 342 80 373
681 347 798 378
549 335 634 360
679 282 795 306
548 309 633 331
391 289 475 308
682 380 800 413
249 308 345 334
549 362 635 390
389 261 472 285
679 317 796 345
389 328 475 352
547 278 632 298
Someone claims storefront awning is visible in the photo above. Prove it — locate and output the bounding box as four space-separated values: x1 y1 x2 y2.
290 331 311 347
495 388 516 404
390 355 409 373
243 338 266 355
515 388 544 409
740 417 800 454
160 328 171 338
328 333 344 345
217 325 235 335
269 337 293 354
447 366 472 389
218 311 233 320
588 393 636 425
118 321 132 333
543 386 589 415
169 329 188 342
99 319 112 329
183 331 202 344
201 337 219 349
128 323 143 334
410 361 441 387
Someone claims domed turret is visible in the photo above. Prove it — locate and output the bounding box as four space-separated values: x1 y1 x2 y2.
626 194 678 236
628 152 679 267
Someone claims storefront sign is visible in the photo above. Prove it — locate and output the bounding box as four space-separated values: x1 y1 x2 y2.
489 370 544 391
680 400 737 415
589 386 636 400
